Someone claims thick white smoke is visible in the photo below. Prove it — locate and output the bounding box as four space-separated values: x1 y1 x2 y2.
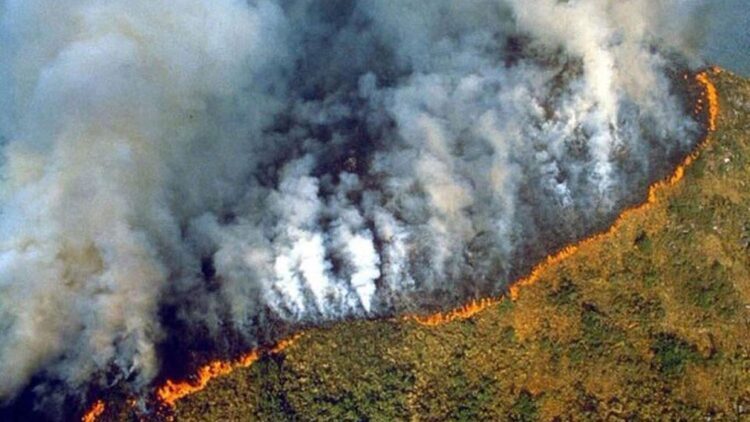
0 0 722 412
0 0 288 403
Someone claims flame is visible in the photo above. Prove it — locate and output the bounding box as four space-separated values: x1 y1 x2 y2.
696 68 720 132
79 68 721 419
410 297 499 326
156 333 303 407
81 400 105 422
408 68 721 326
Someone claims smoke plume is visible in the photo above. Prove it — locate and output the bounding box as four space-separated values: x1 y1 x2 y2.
0 0 726 413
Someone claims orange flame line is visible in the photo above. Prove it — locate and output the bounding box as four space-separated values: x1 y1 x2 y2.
79 68 722 420
408 69 721 326
81 400 105 422
697 69 720 132
156 333 302 407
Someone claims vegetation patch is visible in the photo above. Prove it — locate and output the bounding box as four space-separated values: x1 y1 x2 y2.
651 333 701 376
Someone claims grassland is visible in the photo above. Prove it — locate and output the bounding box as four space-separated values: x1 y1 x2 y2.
99 69 750 421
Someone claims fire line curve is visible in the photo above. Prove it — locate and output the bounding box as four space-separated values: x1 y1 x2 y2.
80 68 721 421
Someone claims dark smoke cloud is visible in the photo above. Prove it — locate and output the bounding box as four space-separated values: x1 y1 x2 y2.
0 0 728 412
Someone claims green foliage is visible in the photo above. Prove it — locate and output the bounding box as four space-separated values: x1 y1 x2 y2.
634 231 653 253
651 333 700 376
497 298 515 314
684 261 740 317
508 390 538 422
580 303 623 354
445 374 498 421
548 278 578 306
620 292 665 321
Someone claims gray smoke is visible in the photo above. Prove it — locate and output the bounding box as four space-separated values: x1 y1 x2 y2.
0 0 725 409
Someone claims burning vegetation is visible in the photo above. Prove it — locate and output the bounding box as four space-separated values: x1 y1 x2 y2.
0 1 739 419
157 68 750 421
82 68 750 421
155 334 302 408
407 69 722 327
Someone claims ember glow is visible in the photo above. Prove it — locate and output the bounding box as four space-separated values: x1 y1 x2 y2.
80 400 104 422
696 69 721 132
0 0 736 418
